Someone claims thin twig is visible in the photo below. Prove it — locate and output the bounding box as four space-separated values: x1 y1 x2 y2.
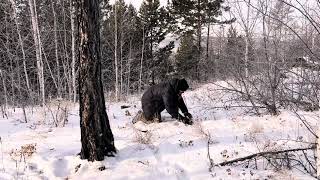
206 132 214 172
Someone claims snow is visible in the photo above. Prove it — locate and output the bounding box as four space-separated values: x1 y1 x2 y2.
0 83 318 179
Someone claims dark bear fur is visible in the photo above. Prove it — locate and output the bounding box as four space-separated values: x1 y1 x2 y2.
140 78 192 124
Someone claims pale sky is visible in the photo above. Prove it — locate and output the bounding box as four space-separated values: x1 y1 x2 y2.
109 0 168 9
108 0 315 38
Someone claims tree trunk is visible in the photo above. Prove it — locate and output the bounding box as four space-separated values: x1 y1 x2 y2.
120 19 124 98
51 0 61 98
114 3 119 101
139 27 145 94
42 46 58 96
244 34 249 78
5 14 15 106
244 0 251 78
0 70 8 110
318 103 320 179
127 38 132 97
10 0 33 101
206 23 210 80
150 30 154 85
34 0 45 106
28 0 45 106
120 34 123 98
70 0 77 102
62 0 72 101
206 23 209 63
77 0 116 161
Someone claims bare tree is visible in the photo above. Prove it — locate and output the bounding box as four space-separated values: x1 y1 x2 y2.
9 0 33 101
0 70 8 112
139 27 145 95
70 0 77 102
114 2 119 101
28 0 45 106
232 0 259 77
126 38 133 97
318 127 320 178
216 0 320 177
50 0 61 98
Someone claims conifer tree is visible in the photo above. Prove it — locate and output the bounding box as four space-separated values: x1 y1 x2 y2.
169 0 233 80
224 26 245 77
175 32 199 79
139 0 174 84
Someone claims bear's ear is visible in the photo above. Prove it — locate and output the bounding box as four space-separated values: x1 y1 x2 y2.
179 78 187 85
178 78 189 91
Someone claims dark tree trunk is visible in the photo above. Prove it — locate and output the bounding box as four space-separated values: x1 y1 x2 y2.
77 0 116 161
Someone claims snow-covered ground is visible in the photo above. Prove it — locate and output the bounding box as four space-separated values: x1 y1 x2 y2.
0 83 318 180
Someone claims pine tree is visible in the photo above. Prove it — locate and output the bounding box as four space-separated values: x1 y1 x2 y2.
153 41 175 81
101 1 144 95
223 26 246 77
175 32 199 79
169 0 233 80
139 0 174 85
123 4 143 94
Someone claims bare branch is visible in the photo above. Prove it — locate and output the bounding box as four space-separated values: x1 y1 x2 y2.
216 145 316 166
243 0 320 61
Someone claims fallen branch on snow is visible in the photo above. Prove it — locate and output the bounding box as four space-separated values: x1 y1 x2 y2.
215 145 316 166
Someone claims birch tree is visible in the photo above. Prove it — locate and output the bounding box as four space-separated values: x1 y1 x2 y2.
28 0 45 106
50 0 61 98
114 2 119 101
9 0 32 100
232 0 259 77
139 27 145 94
70 0 77 102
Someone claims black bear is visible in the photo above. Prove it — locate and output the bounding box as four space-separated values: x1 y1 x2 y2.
134 78 193 125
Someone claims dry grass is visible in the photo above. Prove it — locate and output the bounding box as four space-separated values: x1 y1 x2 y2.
248 121 264 134
45 99 72 127
193 120 219 144
9 143 37 179
133 130 153 145
10 143 37 160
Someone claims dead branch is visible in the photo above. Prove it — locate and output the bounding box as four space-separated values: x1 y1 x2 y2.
302 150 316 172
121 105 130 109
194 105 266 109
216 145 315 166
292 110 318 138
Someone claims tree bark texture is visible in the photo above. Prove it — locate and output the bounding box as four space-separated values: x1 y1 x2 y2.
78 0 116 161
